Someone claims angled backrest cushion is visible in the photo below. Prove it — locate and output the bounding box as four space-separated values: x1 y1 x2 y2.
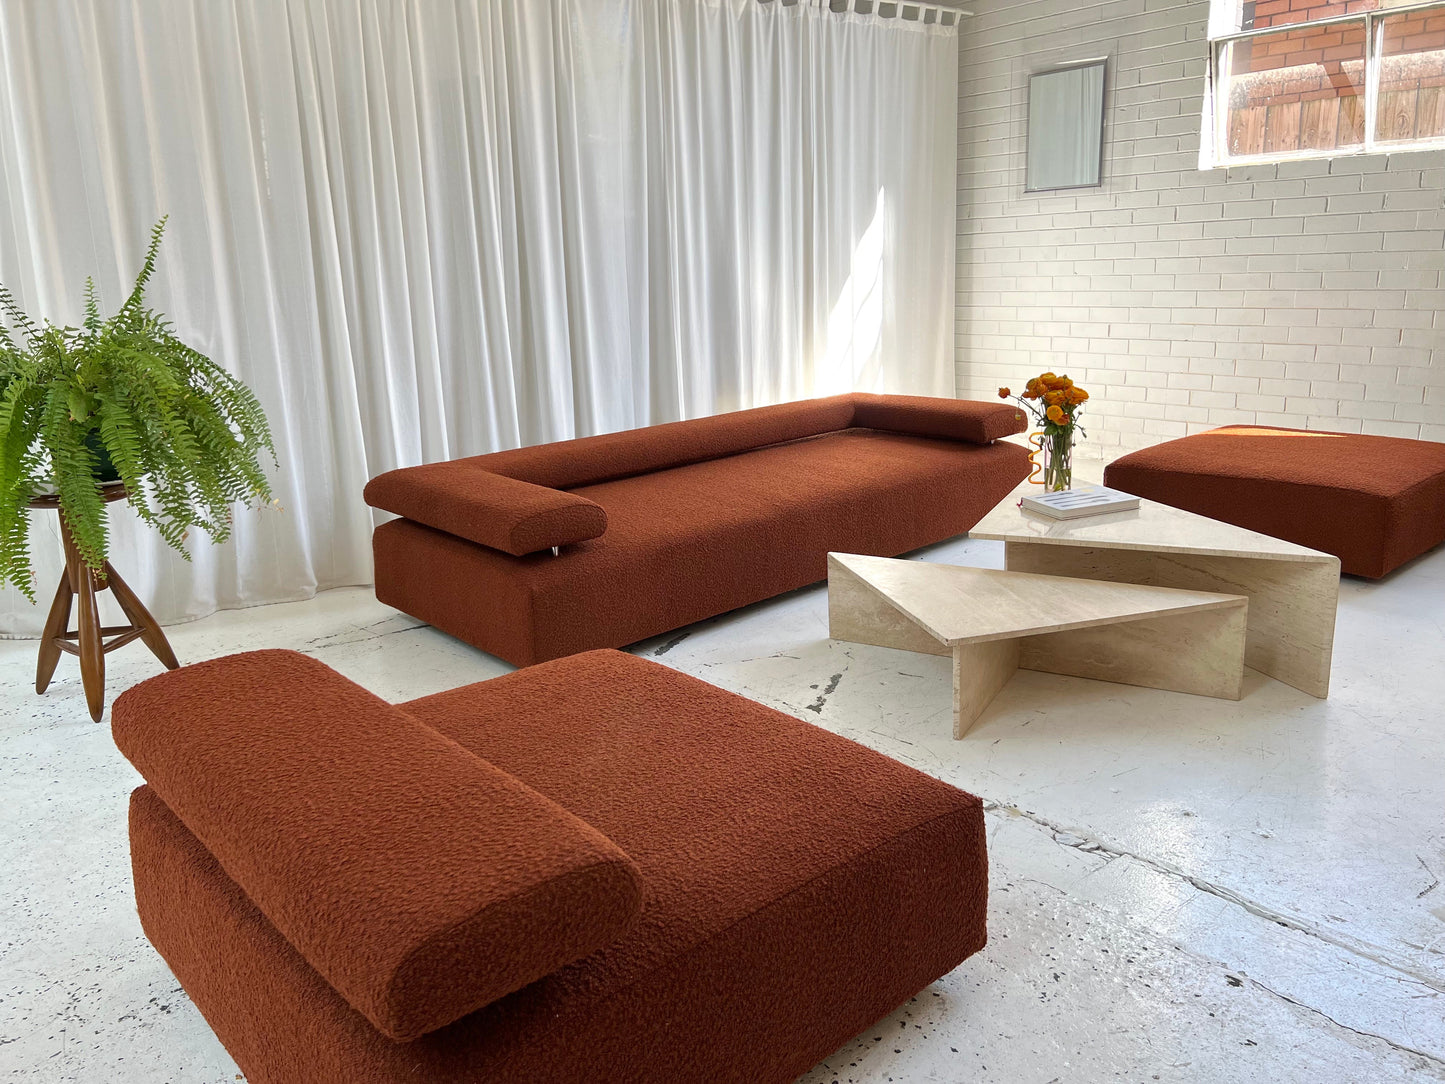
850 393 1027 445
432 394 1023 493
464 395 859 489
364 465 607 555
112 650 644 1042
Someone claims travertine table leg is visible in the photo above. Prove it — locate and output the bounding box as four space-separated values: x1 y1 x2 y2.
1018 603 1247 702
952 640 1020 738
828 556 949 658
1004 541 1338 698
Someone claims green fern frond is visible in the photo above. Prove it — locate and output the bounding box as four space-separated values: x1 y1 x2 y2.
118 217 168 321
0 282 39 349
82 277 100 332
42 388 107 569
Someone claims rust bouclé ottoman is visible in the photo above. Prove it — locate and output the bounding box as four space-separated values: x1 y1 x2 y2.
1104 425 1445 579
114 649 990 1084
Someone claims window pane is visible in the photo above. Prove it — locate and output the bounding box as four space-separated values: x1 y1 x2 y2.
1223 22 1366 158
1219 0 1392 35
1376 8 1445 144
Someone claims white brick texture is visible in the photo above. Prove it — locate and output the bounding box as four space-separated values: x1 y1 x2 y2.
954 0 1445 457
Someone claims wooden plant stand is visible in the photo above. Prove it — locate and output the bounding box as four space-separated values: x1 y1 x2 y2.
30 485 179 721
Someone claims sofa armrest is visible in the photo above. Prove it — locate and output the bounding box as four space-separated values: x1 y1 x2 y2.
364 463 607 555
113 650 643 1042
850 393 1027 445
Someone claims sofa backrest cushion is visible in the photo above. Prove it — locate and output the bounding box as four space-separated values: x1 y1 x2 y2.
112 650 644 1042
364 465 607 555
409 394 1025 494
472 395 858 489
851 393 1026 445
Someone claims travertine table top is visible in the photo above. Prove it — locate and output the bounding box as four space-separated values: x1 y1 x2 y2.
828 553 1247 648
969 488 1333 564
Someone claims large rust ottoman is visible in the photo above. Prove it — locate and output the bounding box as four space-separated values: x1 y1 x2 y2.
1104 426 1445 579
114 649 989 1084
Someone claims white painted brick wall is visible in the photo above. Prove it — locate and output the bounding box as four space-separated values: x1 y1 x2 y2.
954 0 1445 457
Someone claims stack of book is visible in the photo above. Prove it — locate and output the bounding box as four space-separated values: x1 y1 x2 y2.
1020 485 1140 520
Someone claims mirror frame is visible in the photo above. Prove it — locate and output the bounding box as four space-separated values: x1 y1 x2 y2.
1025 58 1108 193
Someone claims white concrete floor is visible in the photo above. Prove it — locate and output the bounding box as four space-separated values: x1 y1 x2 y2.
2 530 1443 1083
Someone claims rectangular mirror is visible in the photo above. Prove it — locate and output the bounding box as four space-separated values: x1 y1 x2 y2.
1026 60 1106 192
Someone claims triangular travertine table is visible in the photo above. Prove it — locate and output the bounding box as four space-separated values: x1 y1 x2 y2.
827 553 1249 739
968 491 1340 699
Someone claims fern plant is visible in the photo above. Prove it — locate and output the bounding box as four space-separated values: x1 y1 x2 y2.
0 218 276 601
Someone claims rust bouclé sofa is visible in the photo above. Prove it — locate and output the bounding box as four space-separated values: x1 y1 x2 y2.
116 648 991 1084
364 393 1029 665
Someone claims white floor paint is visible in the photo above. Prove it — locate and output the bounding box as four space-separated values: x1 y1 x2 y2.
2 529 1443 1083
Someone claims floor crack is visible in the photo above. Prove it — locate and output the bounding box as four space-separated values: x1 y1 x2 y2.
1235 971 1445 1069
1419 855 1440 900
986 800 1445 998
303 619 425 651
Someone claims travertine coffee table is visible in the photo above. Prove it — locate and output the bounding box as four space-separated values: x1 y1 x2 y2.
970 491 1340 698
827 553 1248 739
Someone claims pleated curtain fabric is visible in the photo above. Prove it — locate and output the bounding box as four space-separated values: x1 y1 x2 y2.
0 0 960 635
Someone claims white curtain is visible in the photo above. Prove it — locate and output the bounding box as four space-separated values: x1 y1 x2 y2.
0 0 959 636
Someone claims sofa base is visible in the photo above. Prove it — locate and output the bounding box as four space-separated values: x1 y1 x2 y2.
134 790 983 1084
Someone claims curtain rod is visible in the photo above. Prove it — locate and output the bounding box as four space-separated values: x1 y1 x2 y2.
873 1 975 17
766 1 976 23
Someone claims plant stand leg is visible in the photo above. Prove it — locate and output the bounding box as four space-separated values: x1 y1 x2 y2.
74 562 106 723
35 570 74 694
104 562 179 671
59 519 107 722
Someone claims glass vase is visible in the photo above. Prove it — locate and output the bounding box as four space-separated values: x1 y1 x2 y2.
1042 428 1073 492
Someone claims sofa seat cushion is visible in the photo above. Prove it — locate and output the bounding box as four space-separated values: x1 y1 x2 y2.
114 650 644 1042
404 651 987 1022
1104 425 1445 578
373 430 1029 664
128 649 988 1084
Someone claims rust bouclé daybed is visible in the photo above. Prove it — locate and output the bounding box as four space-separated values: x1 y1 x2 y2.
116 648 990 1084
364 393 1029 665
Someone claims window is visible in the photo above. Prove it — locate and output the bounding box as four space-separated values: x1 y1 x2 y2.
1207 0 1445 163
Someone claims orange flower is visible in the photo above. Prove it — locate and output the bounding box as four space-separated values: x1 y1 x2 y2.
1048 375 1073 391
1023 378 1042 399
1044 390 1067 406
1067 386 1089 404
998 387 1011 398
1038 372 1058 385
1046 404 1067 425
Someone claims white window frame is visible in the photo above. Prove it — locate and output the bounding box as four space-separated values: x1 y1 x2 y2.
1206 0 1445 165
